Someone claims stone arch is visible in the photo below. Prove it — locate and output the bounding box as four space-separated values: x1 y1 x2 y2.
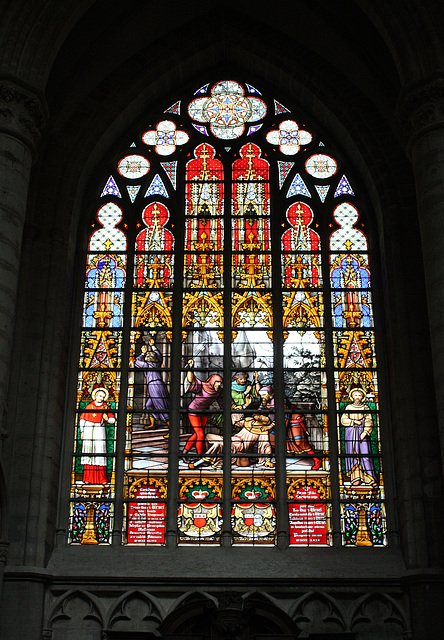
105 589 164 633
357 0 444 81
242 591 301 637
289 591 346 635
161 590 300 639
4 1 441 91
350 592 410 637
161 590 218 634
34 14 410 254
242 589 286 611
37 37 411 270
0 1 93 87
17 5 410 272
47 589 105 640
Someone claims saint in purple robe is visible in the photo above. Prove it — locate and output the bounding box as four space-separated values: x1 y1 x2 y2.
341 389 377 486
135 346 170 422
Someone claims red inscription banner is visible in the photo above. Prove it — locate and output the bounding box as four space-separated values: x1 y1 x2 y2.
127 484 165 544
288 484 328 545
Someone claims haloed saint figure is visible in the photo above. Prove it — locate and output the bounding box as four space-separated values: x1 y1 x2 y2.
341 386 377 486
79 386 115 484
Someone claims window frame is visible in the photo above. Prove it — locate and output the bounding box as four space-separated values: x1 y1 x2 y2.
60 79 390 549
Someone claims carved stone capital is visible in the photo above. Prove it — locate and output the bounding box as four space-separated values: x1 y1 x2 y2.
0 78 47 154
213 592 246 639
397 74 444 149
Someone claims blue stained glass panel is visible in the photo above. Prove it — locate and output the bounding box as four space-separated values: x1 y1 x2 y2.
246 83 261 94
334 175 355 197
287 173 311 198
160 162 178 189
145 174 169 198
195 83 210 95
248 124 263 135
192 123 209 136
101 176 121 198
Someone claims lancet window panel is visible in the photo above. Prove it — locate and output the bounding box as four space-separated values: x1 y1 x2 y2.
68 79 387 548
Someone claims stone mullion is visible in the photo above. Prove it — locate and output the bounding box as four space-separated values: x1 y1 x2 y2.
221 158 233 547
165 170 186 548
271 174 288 550
319 204 342 547
111 211 137 545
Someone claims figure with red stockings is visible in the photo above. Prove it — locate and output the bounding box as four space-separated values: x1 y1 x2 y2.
286 406 322 471
79 386 115 484
183 359 222 462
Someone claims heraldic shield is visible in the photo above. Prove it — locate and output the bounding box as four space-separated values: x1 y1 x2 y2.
178 503 222 538
232 503 276 541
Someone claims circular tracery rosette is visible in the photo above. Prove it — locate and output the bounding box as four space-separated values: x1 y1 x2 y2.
142 120 189 156
266 120 312 155
188 80 267 140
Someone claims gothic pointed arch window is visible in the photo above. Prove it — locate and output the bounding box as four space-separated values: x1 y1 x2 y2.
69 80 386 547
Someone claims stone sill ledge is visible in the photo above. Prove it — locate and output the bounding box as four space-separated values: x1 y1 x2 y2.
3 547 411 582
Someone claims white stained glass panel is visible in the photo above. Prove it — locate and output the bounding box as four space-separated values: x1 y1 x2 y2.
117 154 150 179
89 203 127 251
305 154 337 179
330 202 368 251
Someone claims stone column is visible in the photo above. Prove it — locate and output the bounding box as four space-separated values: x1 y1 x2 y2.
0 78 46 591
398 75 444 477
397 74 444 639
0 425 8 599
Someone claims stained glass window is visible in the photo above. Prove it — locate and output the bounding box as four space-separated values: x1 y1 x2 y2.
69 80 386 548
